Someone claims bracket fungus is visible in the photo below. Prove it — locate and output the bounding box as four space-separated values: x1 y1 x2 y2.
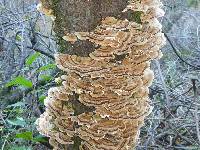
36 0 166 149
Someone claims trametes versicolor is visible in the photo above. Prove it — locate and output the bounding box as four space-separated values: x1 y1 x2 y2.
36 0 166 149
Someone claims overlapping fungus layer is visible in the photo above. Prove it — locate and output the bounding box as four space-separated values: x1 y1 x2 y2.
36 0 165 149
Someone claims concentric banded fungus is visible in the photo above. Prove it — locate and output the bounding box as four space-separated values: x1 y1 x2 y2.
36 0 165 149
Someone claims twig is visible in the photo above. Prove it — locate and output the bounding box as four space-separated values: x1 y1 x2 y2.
155 60 170 107
27 45 55 60
0 111 6 125
0 80 56 109
164 33 200 70
0 36 54 60
1 133 10 150
191 79 200 145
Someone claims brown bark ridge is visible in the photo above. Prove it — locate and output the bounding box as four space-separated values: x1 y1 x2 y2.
39 0 129 56
36 1 166 150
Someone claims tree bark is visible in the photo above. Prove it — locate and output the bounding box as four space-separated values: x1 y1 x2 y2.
41 0 130 56
37 1 165 150
39 1 131 149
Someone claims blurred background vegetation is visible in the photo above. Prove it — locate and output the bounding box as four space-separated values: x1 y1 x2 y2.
0 0 200 149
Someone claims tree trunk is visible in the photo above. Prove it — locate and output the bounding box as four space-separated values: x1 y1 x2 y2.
40 0 130 56
36 1 165 150
41 2 129 149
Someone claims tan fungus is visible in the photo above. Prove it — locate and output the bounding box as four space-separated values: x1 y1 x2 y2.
36 0 166 149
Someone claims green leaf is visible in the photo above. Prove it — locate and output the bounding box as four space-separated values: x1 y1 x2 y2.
16 131 33 140
6 76 33 88
37 63 56 72
16 35 22 41
26 52 40 66
39 95 46 104
39 75 52 81
32 135 48 143
7 117 26 127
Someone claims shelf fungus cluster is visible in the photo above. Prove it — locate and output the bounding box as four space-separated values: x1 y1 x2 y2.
36 0 165 149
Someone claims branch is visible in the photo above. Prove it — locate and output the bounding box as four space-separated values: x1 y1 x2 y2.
0 36 55 60
27 45 55 60
155 60 170 107
0 80 56 109
192 79 200 145
164 33 200 70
